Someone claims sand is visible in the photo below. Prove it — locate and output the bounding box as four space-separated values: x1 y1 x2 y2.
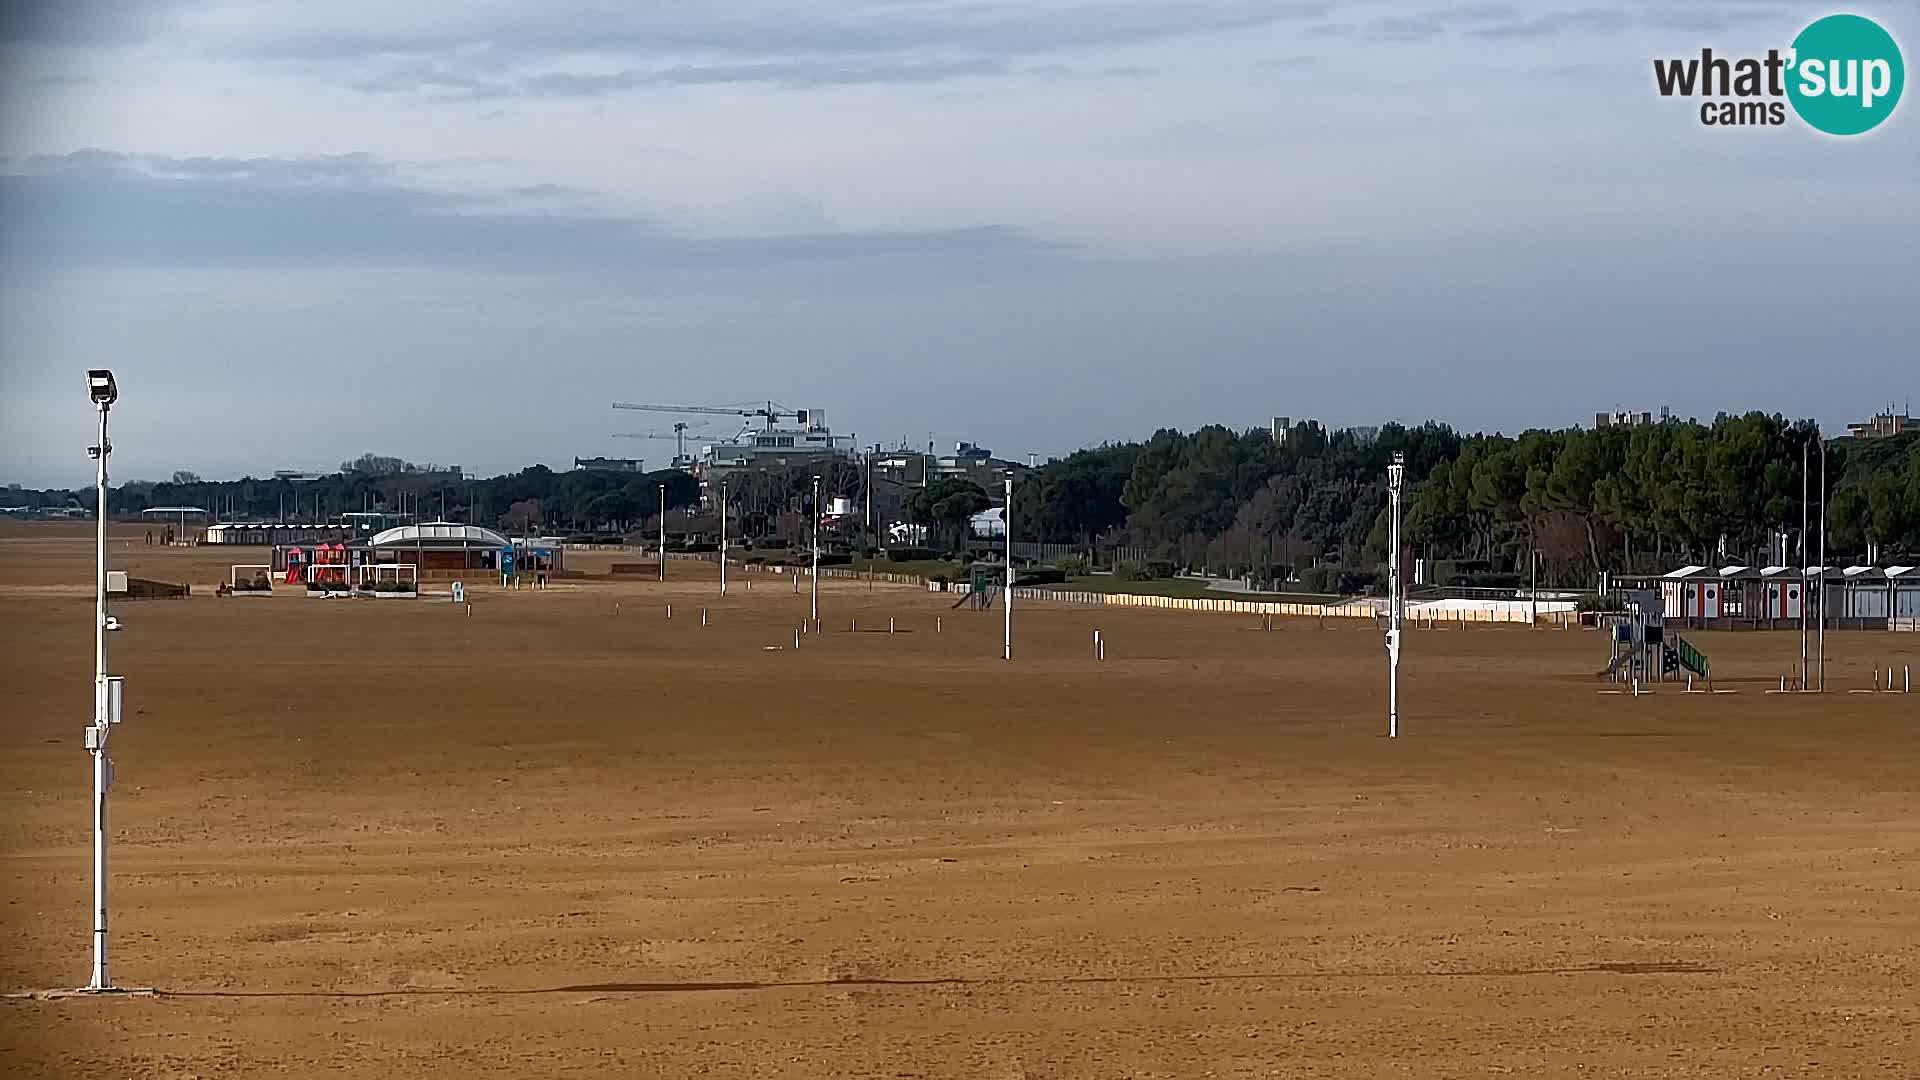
2 524 1918 1078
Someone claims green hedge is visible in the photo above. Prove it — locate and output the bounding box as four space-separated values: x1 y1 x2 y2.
887 546 937 562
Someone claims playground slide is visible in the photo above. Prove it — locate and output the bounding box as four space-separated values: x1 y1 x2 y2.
1597 653 1631 679
1672 636 1709 678
952 586 997 609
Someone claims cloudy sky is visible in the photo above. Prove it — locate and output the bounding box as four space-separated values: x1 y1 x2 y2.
1 1 1915 486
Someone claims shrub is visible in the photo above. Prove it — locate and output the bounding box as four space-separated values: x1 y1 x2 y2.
1015 567 1065 587
1113 560 1151 582
860 546 881 559
816 553 852 567
886 546 936 562
1297 564 1381 596
682 541 718 553
929 573 950 585
743 555 765 565
1053 554 1091 577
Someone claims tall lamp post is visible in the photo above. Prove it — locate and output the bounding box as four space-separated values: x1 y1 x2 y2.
719 478 728 597
83 369 125 992
811 475 821 625
1003 473 1013 661
1818 434 1827 692
1386 451 1404 738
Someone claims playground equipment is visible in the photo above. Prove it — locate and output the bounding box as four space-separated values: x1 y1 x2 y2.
1599 588 1710 690
227 565 273 594
357 563 418 596
953 562 1003 610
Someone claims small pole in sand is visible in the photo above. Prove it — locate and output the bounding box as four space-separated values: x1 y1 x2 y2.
795 628 801 649
666 604 672 619
466 602 471 616
937 616 943 633
701 608 708 627
890 617 896 634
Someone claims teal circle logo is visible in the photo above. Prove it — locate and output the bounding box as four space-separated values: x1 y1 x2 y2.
1786 14 1904 135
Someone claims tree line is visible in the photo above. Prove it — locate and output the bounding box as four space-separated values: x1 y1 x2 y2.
9 415 1917 587
1011 415 1918 588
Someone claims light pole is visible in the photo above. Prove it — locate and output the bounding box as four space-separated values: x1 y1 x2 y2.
658 484 667 582
1003 474 1014 661
1818 435 1827 692
83 369 123 992
811 475 821 625
719 478 728 597
1801 438 1808 688
1386 451 1404 738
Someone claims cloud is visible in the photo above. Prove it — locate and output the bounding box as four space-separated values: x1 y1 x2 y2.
0 149 1061 270
1365 15 1448 42
0 0 182 47
231 1 1334 64
347 56 1016 99
1469 8 1632 39
187 0 1331 97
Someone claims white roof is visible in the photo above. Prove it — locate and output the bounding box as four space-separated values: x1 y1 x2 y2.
369 523 509 548
1664 565 1710 579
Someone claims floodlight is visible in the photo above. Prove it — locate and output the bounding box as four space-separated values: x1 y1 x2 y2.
87 369 118 406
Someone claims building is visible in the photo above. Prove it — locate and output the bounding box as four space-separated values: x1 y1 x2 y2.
1595 406 1672 429
1655 564 1920 629
575 456 645 473
1846 411 1915 440
1271 417 1291 444
269 522 563 580
871 443 1029 497
700 409 851 479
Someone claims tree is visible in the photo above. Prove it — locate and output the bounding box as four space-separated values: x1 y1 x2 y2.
503 499 543 532
171 470 201 485
342 453 421 477
907 478 989 549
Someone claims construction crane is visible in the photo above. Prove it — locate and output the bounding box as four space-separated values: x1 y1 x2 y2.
612 400 797 432
613 422 709 468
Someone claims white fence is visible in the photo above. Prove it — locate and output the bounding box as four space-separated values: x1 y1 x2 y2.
942 583 1576 626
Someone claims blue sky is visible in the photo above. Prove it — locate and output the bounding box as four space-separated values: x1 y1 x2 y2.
2 0 1916 485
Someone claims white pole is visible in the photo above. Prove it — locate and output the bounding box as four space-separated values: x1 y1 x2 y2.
811 475 821 625
659 484 667 582
1004 475 1013 662
1530 552 1538 627
88 397 113 991
1818 438 1827 692
1387 452 1404 739
719 479 728 597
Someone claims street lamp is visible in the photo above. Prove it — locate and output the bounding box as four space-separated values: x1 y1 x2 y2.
1004 472 1014 661
83 369 125 992
1386 451 1404 738
811 475 821 625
